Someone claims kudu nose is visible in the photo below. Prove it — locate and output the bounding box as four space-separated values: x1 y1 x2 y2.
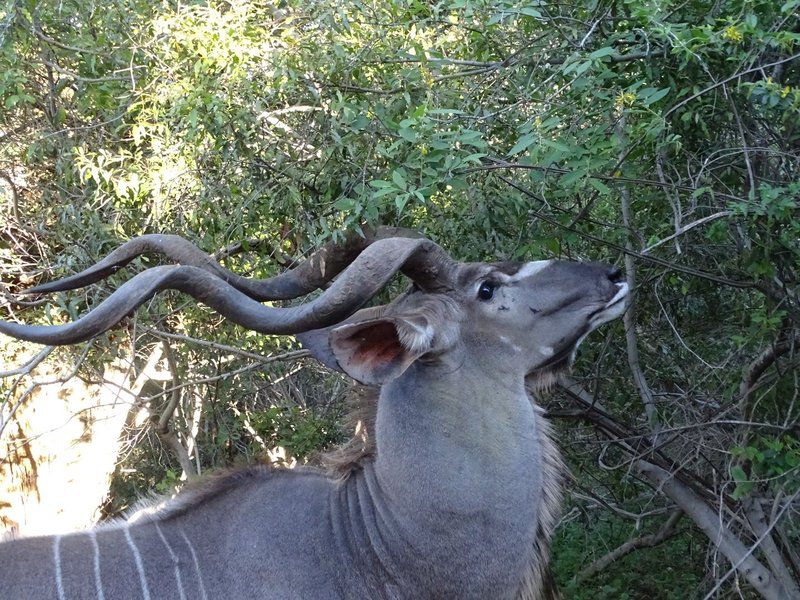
606 266 624 284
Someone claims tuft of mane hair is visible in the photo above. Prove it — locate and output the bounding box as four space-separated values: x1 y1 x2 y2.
124 465 317 524
317 385 378 479
516 379 566 600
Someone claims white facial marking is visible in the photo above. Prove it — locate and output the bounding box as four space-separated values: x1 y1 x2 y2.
53 535 65 600
89 530 106 600
608 282 628 305
504 260 553 282
125 525 152 600
538 346 555 357
590 282 629 326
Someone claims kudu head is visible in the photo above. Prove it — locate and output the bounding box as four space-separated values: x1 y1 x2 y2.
301 258 627 387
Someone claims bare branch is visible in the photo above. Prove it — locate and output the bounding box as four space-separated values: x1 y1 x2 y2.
617 116 659 434
638 461 790 600
743 497 800 597
664 51 800 118
142 350 310 403
642 211 733 254
576 510 683 582
140 327 289 365
152 340 196 479
740 338 796 404
0 346 54 378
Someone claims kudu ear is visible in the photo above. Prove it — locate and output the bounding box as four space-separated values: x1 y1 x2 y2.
296 306 385 373
327 314 435 385
297 305 441 385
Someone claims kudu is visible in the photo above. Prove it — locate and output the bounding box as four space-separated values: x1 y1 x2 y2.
0 228 627 599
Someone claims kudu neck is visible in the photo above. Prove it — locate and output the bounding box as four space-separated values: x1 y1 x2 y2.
355 349 541 597
374 348 539 506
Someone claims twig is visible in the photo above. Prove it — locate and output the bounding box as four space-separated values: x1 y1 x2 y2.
664 52 800 118
740 338 796 405
466 159 748 203
618 115 659 434
31 24 105 55
0 345 91 439
503 176 757 289
576 510 683 582
642 211 732 254
742 497 800 597
153 340 196 479
578 8 611 49
140 327 291 365
0 170 20 220
0 346 54 378
35 57 136 83
702 487 800 600
142 350 310 403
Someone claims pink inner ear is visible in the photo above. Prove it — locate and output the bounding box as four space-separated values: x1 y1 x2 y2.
349 321 405 371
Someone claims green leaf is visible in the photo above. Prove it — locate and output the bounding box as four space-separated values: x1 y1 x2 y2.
399 127 417 142
333 198 355 211
559 169 584 187
588 178 611 194
540 139 571 153
373 186 398 199
395 193 409 212
640 87 671 106
463 152 487 164
509 133 537 156
589 46 615 59
518 7 542 18
391 169 407 190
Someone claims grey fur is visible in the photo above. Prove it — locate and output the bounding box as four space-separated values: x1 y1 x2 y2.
0 247 627 599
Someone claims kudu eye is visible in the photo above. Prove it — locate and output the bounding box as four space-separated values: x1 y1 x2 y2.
477 281 496 301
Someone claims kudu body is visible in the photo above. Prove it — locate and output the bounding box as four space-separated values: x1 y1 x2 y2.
0 229 627 599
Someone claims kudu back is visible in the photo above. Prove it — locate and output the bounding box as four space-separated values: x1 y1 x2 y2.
0 229 627 599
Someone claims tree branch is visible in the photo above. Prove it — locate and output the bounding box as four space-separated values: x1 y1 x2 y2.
0 346 54 378
576 510 683 583
743 497 800 597
617 116 659 434
664 52 800 118
637 461 790 600
151 340 195 479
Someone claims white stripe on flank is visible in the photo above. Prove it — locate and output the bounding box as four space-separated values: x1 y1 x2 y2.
124 526 152 600
155 523 187 600
53 535 66 600
88 531 105 600
179 528 209 600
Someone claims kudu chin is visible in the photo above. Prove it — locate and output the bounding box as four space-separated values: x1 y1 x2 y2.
0 228 627 599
